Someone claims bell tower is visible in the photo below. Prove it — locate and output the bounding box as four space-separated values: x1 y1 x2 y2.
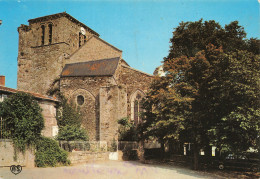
17 12 99 95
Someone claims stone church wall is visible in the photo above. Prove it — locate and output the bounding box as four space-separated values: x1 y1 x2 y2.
60 76 116 141
65 36 122 64
116 65 154 118
99 86 127 143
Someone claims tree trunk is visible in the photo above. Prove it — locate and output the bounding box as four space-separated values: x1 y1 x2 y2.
160 139 165 159
138 140 145 162
193 143 199 170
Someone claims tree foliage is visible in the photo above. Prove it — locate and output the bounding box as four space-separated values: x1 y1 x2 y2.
118 117 138 141
167 19 259 59
0 92 44 152
141 19 260 168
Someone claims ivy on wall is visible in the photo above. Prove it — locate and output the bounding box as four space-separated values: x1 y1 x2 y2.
0 92 44 152
0 92 70 167
56 94 89 141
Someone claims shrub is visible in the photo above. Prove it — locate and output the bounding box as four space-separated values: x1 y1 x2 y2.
118 117 138 141
56 125 88 141
35 137 70 167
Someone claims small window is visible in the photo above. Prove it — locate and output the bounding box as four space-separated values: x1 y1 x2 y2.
79 32 86 47
41 25 45 45
77 95 84 105
48 24 52 44
79 32 82 47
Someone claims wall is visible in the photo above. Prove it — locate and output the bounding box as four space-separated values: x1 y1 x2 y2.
60 76 115 141
39 100 58 138
65 36 122 64
68 151 108 164
99 86 127 143
0 139 35 168
115 65 154 119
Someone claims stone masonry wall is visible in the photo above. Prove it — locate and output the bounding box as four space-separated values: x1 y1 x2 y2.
18 43 70 94
65 36 122 64
39 100 58 138
115 65 154 118
99 86 127 143
0 139 35 168
68 151 108 165
60 76 116 141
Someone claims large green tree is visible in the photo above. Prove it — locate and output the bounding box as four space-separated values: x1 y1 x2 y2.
141 19 260 169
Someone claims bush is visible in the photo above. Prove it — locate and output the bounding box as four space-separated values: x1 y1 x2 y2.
118 117 138 141
56 125 88 141
35 137 70 167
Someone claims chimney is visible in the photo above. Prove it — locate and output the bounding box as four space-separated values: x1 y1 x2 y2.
0 76 5 86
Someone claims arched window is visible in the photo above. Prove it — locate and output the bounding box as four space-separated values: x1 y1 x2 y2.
41 25 45 45
130 90 144 124
48 24 52 44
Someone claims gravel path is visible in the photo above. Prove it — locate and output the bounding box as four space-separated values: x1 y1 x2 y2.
0 160 213 179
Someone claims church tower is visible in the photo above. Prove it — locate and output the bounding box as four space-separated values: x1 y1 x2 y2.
17 12 99 94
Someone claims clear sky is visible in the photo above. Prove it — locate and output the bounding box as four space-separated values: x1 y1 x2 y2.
0 0 259 89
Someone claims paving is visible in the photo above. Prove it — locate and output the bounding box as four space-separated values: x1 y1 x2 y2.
0 160 213 179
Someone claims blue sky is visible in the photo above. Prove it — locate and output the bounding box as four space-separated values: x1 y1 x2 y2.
0 0 259 89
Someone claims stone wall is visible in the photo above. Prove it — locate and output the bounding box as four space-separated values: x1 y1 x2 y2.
0 139 35 168
99 86 127 143
65 36 122 64
39 100 58 138
60 76 116 141
116 65 154 119
68 151 109 164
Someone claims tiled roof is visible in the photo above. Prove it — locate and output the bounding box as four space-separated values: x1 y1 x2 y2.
28 12 99 37
0 86 58 102
61 57 120 77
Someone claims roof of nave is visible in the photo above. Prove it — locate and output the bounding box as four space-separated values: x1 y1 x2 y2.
61 57 120 77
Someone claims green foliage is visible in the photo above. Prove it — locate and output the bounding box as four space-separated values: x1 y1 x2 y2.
56 94 82 128
141 19 260 161
56 94 89 141
0 92 44 152
118 117 138 141
167 19 259 60
35 137 70 167
56 125 88 141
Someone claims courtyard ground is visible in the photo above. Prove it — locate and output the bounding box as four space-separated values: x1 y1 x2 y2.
0 160 259 179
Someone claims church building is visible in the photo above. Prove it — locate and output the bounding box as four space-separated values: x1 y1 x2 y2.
17 12 153 141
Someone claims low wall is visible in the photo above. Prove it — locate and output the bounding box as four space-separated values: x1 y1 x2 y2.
0 139 35 168
68 151 109 164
